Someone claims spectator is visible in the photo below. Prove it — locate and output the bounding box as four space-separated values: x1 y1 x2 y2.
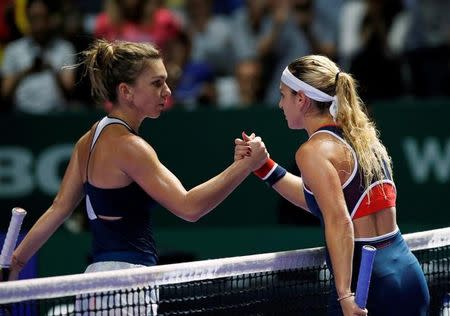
216 58 263 109
231 0 312 105
229 0 266 71
339 0 405 102
94 0 181 51
259 0 311 105
164 30 216 109
1 0 76 114
291 0 343 60
182 0 232 76
403 0 450 97
58 0 95 108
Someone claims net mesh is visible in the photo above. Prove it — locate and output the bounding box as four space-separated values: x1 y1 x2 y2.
0 227 449 316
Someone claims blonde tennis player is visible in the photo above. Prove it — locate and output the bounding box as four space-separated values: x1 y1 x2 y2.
235 55 429 316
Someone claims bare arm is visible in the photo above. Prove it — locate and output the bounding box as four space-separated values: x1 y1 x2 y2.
271 172 308 210
234 136 308 210
9 141 85 279
297 143 354 304
271 147 313 210
121 135 268 222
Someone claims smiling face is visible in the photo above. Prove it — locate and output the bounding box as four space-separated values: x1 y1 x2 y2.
278 82 305 130
128 59 172 119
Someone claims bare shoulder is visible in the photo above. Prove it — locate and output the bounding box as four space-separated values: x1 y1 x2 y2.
296 139 320 164
298 134 340 161
73 122 100 155
118 132 156 157
114 133 163 180
106 130 160 174
75 131 91 149
296 135 338 172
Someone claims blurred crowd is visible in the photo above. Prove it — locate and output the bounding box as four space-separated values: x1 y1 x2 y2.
0 0 449 114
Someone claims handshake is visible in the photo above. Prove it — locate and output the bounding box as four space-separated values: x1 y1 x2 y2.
234 132 286 186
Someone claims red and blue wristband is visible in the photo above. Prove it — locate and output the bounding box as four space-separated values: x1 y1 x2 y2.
253 159 286 186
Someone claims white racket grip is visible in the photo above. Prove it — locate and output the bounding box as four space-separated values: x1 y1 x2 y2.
0 207 27 268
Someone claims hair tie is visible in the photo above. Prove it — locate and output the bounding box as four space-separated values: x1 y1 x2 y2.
335 71 341 83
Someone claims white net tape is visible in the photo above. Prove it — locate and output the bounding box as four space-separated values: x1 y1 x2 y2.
0 227 448 304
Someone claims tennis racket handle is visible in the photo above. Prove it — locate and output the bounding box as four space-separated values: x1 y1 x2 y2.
355 245 377 308
0 207 27 268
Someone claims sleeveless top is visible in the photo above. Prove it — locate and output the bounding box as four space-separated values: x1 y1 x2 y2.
303 126 396 225
83 116 158 266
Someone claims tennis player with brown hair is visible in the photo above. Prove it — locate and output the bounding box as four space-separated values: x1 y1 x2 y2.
6 39 268 280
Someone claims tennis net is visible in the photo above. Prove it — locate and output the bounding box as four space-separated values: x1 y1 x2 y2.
0 227 449 315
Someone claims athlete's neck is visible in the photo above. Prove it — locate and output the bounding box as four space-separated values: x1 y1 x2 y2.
108 110 141 134
305 117 337 137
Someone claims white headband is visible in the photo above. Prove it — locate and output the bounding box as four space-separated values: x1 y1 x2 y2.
281 67 338 120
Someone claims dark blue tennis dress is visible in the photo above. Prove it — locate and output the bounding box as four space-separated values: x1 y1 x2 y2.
83 116 158 266
303 126 429 316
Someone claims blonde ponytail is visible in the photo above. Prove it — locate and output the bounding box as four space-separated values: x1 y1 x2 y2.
288 55 393 190
335 72 392 190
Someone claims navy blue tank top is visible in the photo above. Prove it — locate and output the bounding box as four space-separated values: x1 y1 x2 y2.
84 116 158 266
303 126 396 225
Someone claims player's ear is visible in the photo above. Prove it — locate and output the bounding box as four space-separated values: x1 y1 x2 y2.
297 91 308 102
118 83 133 102
296 91 310 110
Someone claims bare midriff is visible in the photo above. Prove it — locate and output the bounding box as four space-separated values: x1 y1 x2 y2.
353 207 397 238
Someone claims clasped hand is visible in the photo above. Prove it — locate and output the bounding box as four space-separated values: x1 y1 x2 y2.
234 132 269 171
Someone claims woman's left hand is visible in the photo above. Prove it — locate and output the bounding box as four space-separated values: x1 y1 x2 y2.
340 296 368 316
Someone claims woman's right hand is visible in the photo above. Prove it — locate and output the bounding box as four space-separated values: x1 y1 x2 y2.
234 132 255 161
235 132 269 171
